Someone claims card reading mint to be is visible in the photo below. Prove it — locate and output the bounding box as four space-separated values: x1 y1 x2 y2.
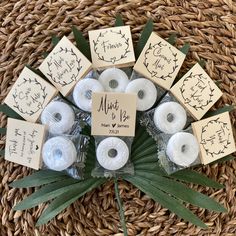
91 92 137 137
89 26 135 69
5 118 46 170
39 36 92 96
4 67 58 122
134 32 186 90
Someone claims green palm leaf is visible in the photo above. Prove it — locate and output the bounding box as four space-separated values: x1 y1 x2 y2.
10 170 70 188
124 175 207 228
135 19 153 58
36 178 106 226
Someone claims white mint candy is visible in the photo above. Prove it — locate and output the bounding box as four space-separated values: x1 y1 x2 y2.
42 136 77 171
73 78 104 112
98 68 129 92
41 101 75 134
154 101 187 134
166 132 200 167
125 78 157 111
96 137 129 171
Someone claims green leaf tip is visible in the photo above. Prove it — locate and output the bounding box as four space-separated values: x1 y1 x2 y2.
135 19 153 58
0 104 24 120
198 59 206 68
171 169 224 189
51 35 60 47
204 105 235 118
124 176 207 228
115 14 124 26
180 43 190 55
167 34 177 45
72 26 91 61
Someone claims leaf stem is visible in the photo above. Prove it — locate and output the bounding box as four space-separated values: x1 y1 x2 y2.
114 178 128 236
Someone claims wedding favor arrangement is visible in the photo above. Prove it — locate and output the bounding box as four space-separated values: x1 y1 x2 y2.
1 18 235 231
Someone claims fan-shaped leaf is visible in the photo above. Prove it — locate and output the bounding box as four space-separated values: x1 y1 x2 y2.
135 171 226 212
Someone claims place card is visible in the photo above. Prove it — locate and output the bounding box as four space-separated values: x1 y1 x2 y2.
192 112 236 165
171 63 223 120
134 32 186 90
91 92 137 136
39 36 92 96
5 118 47 170
89 26 135 69
4 67 58 122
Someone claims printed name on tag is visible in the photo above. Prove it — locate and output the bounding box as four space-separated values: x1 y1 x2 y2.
91 92 137 136
5 118 47 170
89 26 135 69
4 67 58 122
39 36 92 96
170 63 223 120
192 112 236 165
134 32 186 90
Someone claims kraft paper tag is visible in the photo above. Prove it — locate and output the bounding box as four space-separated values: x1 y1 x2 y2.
89 26 135 69
39 36 92 96
192 112 236 165
133 32 186 90
5 118 46 170
91 92 137 136
4 67 58 122
170 63 223 120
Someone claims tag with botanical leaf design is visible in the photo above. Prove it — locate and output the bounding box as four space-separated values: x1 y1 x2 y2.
89 26 135 69
4 67 58 122
192 112 236 164
171 63 223 120
39 36 92 96
133 32 186 90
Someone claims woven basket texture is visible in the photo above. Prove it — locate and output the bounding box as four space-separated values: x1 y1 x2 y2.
1 0 236 235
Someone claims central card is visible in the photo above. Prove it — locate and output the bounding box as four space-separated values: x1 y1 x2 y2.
91 92 137 137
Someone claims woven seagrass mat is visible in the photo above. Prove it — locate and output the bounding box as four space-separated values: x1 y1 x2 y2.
1 0 236 235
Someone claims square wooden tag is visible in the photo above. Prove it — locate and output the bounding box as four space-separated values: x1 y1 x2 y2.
5 118 47 170
39 36 92 96
133 32 186 90
170 63 223 120
89 26 135 69
91 92 137 137
192 112 236 165
4 67 58 122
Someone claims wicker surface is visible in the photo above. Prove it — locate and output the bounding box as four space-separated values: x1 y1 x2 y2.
1 0 236 235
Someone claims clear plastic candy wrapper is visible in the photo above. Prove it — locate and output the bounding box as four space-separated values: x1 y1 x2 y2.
40 96 91 135
158 127 201 174
69 70 103 113
140 92 194 141
127 70 166 111
92 136 134 178
42 132 90 179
